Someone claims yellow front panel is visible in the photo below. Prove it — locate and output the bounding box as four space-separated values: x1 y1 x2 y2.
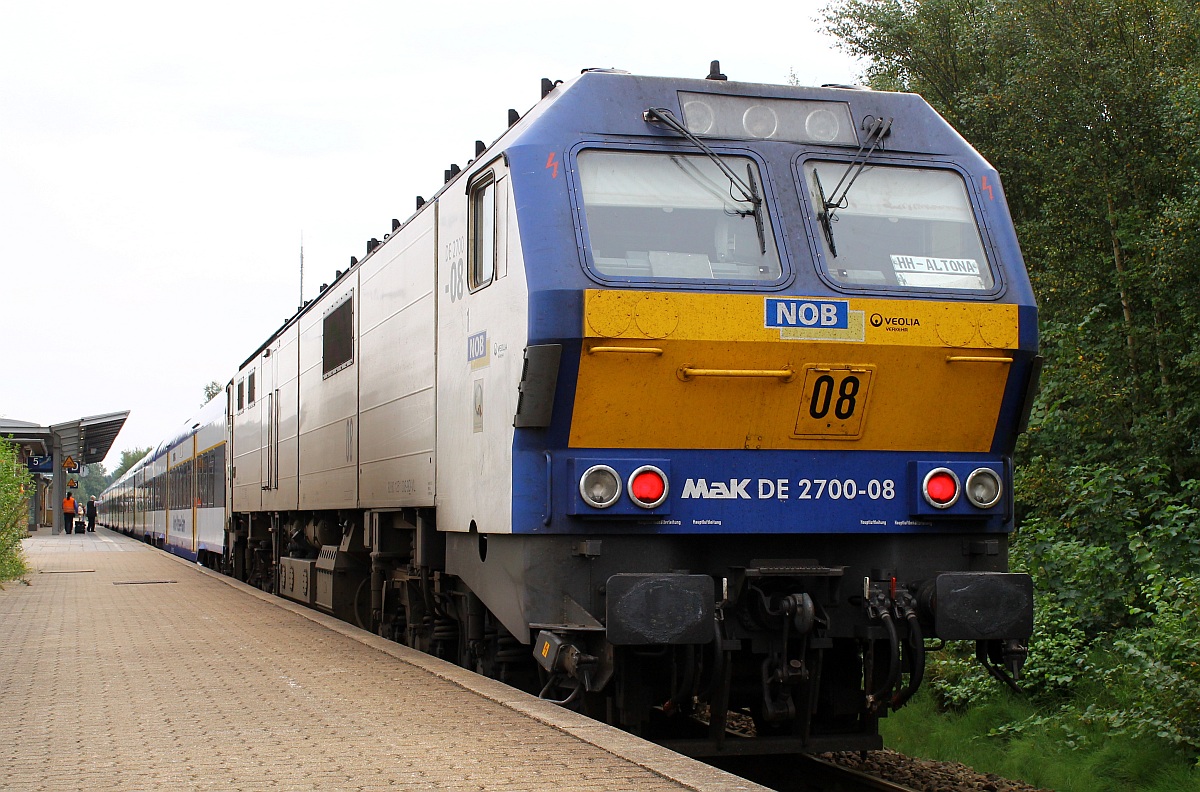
569 291 1018 452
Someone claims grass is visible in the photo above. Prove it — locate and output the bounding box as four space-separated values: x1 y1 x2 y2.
880 692 1200 791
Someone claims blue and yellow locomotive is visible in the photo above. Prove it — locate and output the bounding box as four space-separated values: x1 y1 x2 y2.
104 64 1038 755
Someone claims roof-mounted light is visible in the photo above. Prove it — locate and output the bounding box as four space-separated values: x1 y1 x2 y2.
678 92 858 146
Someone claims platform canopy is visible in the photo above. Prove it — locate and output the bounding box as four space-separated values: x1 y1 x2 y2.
52 411 131 465
0 411 130 468
0 418 51 457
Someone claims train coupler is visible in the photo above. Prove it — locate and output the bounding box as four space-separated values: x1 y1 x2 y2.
757 591 820 724
533 630 609 703
977 638 1028 694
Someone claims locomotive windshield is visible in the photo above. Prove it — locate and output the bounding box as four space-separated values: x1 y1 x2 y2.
577 149 782 281
803 162 995 291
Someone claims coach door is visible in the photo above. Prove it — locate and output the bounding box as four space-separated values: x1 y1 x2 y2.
190 432 198 555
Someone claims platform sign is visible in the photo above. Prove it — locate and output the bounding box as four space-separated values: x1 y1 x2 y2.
67 478 79 489
62 456 79 473
27 456 53 473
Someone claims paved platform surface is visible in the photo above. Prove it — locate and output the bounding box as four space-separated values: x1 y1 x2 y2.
1 529 768 792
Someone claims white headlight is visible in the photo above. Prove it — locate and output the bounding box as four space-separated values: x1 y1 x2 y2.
580 465 621 508
683 100 716 134
743 105 779 138
805 108 841 142
965 468 1003 509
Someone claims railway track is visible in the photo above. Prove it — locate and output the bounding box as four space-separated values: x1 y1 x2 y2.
792 755 921 792
711 753 919 792
713 748 1048 792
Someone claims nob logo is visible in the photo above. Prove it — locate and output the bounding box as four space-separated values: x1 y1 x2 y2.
870 313 883 327
764 298 849 329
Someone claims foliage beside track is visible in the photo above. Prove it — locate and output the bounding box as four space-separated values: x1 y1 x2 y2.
823 0 1200 777
881 692 1200 791
0 439 32 581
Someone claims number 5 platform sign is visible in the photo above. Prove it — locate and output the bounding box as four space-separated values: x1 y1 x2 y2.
793 365 874 439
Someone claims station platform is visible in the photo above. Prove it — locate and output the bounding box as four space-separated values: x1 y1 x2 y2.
1 529 768 792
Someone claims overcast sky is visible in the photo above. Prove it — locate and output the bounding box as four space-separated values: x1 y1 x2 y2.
1 0 863 471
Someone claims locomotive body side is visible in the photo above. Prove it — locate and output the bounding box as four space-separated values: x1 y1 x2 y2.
357 207 437 510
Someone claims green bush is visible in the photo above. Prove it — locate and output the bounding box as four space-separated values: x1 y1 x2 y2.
923 460 1200 765
1087 576 1200 754
0 439 32 581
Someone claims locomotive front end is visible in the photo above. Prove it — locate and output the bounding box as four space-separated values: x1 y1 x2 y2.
496 71 1038 752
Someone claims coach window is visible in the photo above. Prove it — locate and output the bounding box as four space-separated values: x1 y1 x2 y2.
197 452 210 508
215 444 226 505
247 370 256 405
577 149 782 282
469 172 496 291
803 161 995 291
323 291 354 378
197 449 219 508
236 379 244 412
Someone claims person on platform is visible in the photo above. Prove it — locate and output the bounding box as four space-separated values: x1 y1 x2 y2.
86 496 97 533
62 492 76 536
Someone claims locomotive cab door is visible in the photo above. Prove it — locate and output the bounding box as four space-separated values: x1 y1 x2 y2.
435 156 526 538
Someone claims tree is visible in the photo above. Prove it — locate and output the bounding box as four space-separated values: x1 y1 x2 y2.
202 380 223 405
821 0 1200 474
1 438 33 581
822 0 1200 756
107 446 153 484
74 462 107 503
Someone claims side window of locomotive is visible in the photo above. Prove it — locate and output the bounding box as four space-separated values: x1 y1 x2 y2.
247 370 256 405
322 292 354 378
577 149 782 282
236 379 245 412
803 161 995 291
469 173 495 291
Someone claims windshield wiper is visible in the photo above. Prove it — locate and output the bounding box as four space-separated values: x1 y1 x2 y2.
644 107 766 254
822 115 893 221
745 163 766 257
813 168 838 258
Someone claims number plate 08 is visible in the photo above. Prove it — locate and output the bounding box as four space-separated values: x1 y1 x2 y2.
793 365 874 438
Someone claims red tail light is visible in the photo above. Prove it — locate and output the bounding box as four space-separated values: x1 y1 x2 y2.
922 468 960 508
628 466 668 508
